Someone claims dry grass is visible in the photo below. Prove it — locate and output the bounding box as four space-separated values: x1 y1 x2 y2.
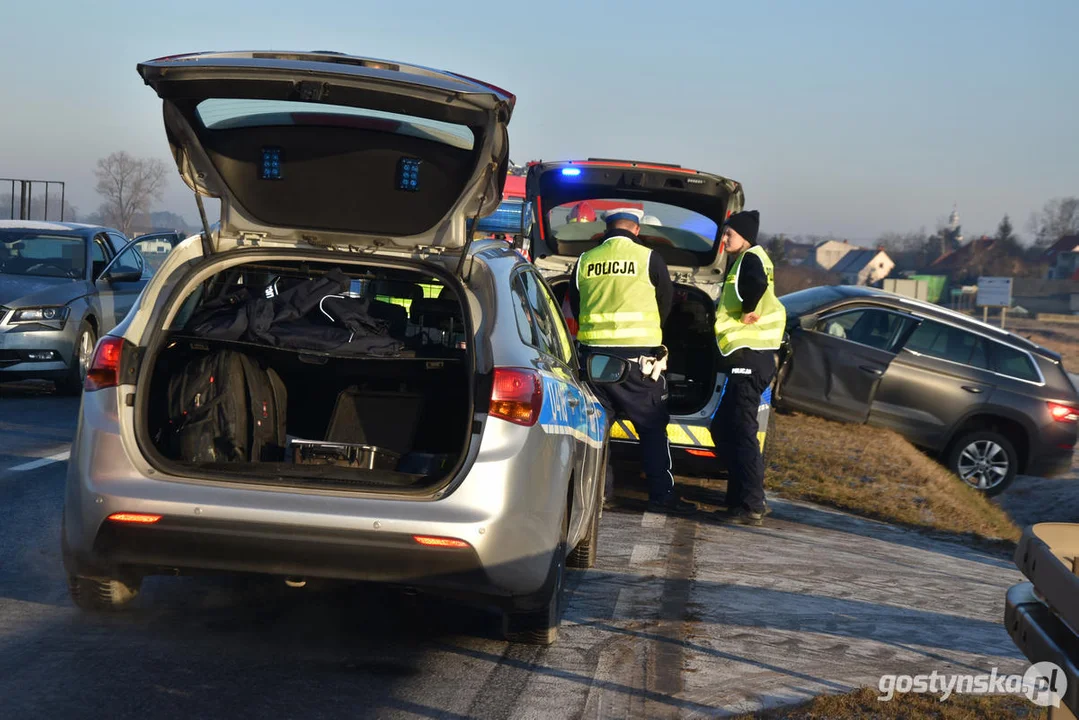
736 686 1046 719
766 413 1020 544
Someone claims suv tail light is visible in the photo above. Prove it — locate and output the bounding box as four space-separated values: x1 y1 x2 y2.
84 336 125 391
489 368 543 426
1048 402 1079 423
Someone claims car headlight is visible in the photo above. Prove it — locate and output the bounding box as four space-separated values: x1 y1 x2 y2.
10 306 70 327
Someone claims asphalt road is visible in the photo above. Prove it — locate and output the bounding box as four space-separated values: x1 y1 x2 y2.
0 382 1031 718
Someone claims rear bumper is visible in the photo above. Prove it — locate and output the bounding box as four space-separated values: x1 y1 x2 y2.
63 389 573 610
77 514 494 595
1026 445 1075 478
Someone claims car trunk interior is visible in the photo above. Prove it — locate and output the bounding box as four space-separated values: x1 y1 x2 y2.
551 280 716 416
140 257 472 493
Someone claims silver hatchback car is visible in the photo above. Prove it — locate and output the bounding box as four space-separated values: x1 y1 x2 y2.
62 51 609 645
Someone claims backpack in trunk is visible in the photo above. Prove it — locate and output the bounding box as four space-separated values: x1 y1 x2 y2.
164 350 287 463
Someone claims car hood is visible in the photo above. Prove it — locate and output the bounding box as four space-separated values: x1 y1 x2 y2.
0 274 89 309
524 160 744 287
138 51 515 258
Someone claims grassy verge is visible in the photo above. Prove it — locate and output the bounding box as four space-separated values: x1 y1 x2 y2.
736 686 1046 719
766 412 1020 544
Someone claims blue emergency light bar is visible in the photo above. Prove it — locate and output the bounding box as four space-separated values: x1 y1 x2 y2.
561 167 581 177
470 199 524 236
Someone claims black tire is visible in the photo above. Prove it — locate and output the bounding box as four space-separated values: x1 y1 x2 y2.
56 320 96 396
568 483 601 570
67 573 141 612
946 431 1018 496
502 504 569 645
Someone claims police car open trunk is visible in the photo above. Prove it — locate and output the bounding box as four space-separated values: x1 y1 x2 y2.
137 256 478 494
526 160 745 416
126 52 517 494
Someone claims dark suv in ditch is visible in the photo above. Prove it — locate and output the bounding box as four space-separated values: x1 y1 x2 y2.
775 286 1078 495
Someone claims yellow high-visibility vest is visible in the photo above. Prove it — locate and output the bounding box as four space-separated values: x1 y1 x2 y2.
714 245 786 355
576 235 663 348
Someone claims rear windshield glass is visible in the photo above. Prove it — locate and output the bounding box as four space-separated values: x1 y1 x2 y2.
195 99 476 151
0 232 86 278
548 200 718 254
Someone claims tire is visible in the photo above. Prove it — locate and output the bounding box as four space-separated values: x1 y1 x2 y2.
56 320 96 396
946 431 1018 496
502 504 569 645
568 481 602 570
67 573 141 612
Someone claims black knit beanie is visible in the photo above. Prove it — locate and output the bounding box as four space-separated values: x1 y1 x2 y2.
726 210 760 245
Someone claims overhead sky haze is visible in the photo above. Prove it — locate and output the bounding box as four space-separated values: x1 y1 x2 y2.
1 0 1076 242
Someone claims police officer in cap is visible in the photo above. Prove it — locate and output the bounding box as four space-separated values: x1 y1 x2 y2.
570 208 696 515
709 210 787 526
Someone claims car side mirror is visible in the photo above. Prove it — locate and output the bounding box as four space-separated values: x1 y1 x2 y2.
104 269 143 284
586 354 630 384
799 316 817 331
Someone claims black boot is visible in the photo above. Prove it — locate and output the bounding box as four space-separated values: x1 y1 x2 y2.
647 494 697 515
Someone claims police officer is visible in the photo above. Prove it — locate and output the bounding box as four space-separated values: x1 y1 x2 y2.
709 210 787 526
570 208 696 515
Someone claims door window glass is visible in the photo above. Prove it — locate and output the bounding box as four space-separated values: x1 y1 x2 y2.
518 270 559 357
530 271 575 366
905 320 982 366
109 244 145 278
818 309 907 351
988 343 1040 382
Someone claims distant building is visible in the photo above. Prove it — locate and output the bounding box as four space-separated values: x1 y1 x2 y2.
929 236 998 275
1043 235 1079 279
1012 278 1079 315
812 239 856 270
831 248 895 286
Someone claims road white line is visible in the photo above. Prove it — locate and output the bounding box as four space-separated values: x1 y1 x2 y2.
629 543 661 567
612 587 635 620
641 512 667 529
9 450 70 473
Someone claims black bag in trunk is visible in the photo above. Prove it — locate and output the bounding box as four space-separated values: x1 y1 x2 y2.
163 350 288 463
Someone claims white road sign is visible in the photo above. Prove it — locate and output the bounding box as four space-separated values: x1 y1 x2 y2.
977 277 1013 307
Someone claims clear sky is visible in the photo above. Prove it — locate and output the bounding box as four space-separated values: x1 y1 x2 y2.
1 0 1076 242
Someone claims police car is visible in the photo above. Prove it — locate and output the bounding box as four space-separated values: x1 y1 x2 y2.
61 51 609 645
522 160 774 475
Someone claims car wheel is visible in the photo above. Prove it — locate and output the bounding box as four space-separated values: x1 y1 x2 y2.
67 573 141 612
502 504 568 645
947 431 1018 496
568 481 601 570
56 320 96 395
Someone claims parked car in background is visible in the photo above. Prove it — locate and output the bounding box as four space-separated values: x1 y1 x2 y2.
0 221 180 393
775 285 1079 494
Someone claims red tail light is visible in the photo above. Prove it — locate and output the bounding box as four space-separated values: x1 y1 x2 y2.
489 368 543 426
1049 402 1079 422
413 535 470 549
107 512 162 524
685 449 716 458
84 336 125 391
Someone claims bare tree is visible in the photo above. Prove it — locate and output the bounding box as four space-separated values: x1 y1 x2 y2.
1028 197 1079 249
93 152 168 235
